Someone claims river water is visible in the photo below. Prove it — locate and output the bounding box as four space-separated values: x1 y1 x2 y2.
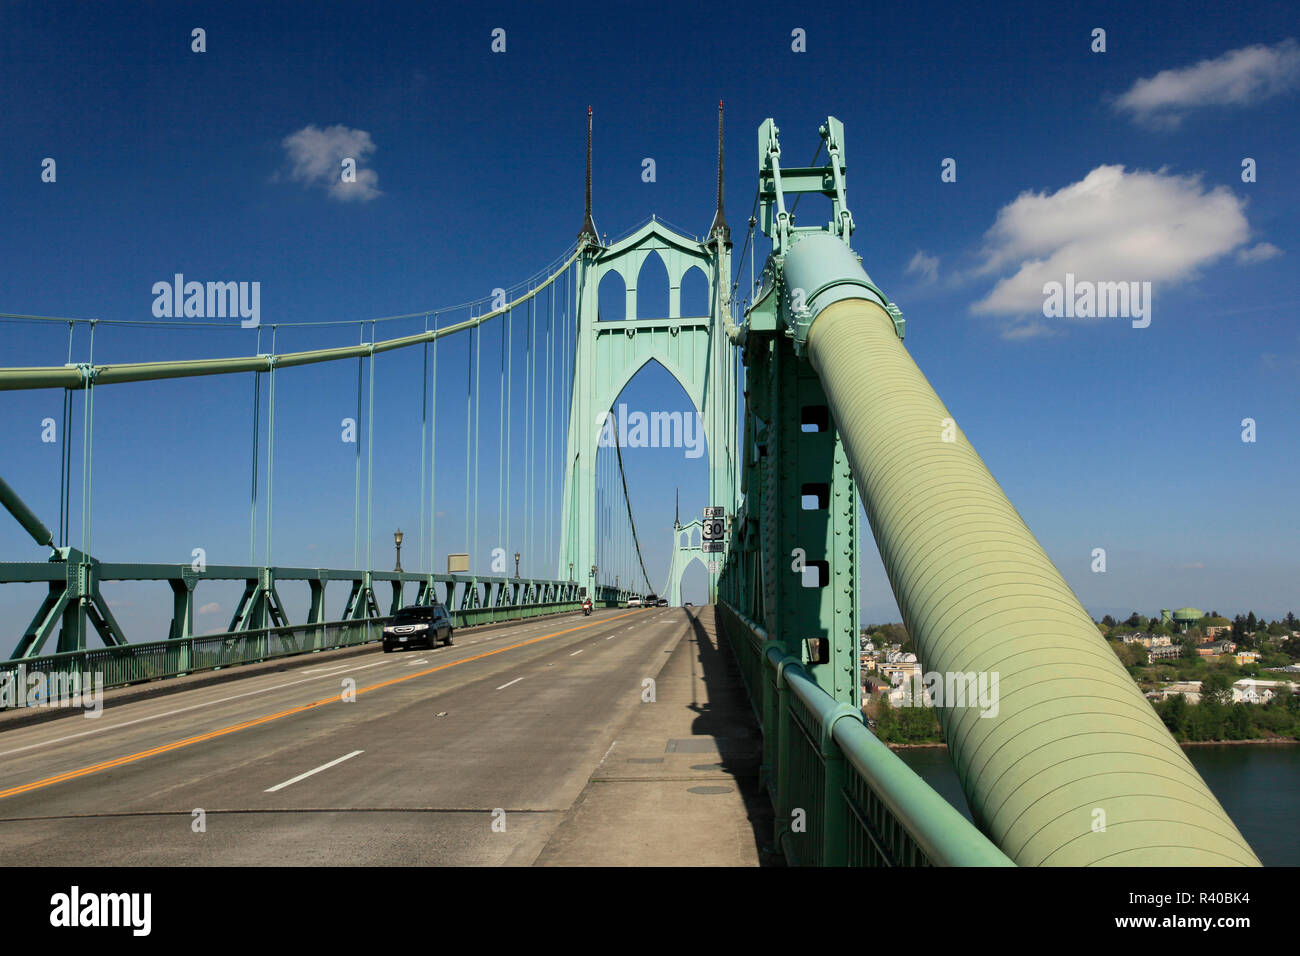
894 743 1299 866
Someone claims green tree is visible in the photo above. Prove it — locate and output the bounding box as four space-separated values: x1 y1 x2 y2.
1187 697 1225 741
1224 705 1253 741
1200 670 1233 705
873 694 898 739
1159 693 1189 738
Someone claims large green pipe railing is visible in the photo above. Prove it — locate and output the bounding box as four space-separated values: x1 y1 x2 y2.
0 246 583 391
791 236 1258 865
719 602 1014 866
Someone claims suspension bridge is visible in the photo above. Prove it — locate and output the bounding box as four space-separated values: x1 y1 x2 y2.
0 107 1260 867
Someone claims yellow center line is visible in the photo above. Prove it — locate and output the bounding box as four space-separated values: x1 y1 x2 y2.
0 610 644 801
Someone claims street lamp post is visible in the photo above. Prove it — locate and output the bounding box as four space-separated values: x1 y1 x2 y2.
393 529 404 573
514 552 520 579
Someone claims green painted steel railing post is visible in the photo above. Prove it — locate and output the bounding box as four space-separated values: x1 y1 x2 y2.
820 705 858 867
773 661 794 860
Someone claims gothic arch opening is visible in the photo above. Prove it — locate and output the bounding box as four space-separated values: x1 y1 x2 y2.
636 250 670 320
598 269 625 322
595 358 710 601
677 553 709 606
680 265 709 318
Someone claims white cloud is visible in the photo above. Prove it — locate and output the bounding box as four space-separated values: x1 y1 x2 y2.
1237 242 1283 263
999 320 1059 341
971 165 1250 317
1115 39 1300 126
198 602 221 615
281 124 382 202
905 250 940 283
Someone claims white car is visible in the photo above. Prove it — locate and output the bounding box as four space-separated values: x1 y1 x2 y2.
627 597 642 608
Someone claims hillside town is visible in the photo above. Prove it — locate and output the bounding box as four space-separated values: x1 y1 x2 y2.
859 608 1300 744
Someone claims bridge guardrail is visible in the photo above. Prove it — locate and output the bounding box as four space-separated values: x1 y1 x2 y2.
718 601 1014 867
2 601 582 706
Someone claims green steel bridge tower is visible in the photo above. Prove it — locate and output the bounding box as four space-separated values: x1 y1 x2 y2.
559 104 740 602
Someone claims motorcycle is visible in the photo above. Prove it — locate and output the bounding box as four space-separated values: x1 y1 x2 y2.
582 602 593 616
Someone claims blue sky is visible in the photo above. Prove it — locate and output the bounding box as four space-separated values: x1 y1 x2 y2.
1 0 1298 651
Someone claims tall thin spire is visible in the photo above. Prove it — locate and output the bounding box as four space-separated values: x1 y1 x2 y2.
578 106 600 247
675 487 680 529
708 100 731 246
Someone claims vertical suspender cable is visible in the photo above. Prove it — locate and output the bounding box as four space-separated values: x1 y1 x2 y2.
545 283 553 560
80 321 97 555
566 263 575 572
250 325 263 565
366 320 376 573
562 273 568 588
420 313 429 573
86 321 96 558
353 323 363 570
60 321 74 547
498 302 505 562
465 309 473 557
505 306 512 581
472 304 482 576
526 295 534 571
430 313 439 575
265 326 277 566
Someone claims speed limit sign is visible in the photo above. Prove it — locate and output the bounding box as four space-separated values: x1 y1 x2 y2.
702 507 725 552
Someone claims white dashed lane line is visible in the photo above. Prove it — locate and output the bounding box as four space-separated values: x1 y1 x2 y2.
265 750 364 793
495 677 525 691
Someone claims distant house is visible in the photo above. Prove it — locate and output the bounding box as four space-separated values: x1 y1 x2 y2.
1235 650 1260 666
879 654 920 688
1230 679 1297 703
1147 643 1182 660
1151 681 1202 704
862 676 891 698
1120 632 1171 649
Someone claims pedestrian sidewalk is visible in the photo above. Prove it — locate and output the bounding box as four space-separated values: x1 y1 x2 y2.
535 607 779 866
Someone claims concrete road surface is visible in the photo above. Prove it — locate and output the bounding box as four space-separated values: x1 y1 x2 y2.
0 607 715 865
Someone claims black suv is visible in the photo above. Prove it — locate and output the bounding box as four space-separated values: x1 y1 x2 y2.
382 604 453 652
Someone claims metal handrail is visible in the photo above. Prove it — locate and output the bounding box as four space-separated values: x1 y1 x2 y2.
1 599 582 705
719 601 1013 867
